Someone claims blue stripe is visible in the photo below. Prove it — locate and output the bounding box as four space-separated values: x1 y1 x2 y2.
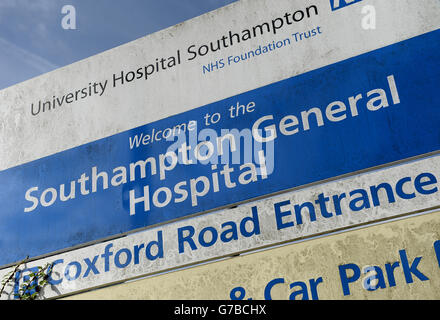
0 29 439 266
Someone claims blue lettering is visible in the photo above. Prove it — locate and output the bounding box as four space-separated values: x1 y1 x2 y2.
399 249 429 283
338 263 361 296
362 266 386 291
289 281 309 300
101 243 114 272
198 227 218 247
178 225 197 253
230 286 247 300
395 176 415 199
414 172 438 195
134 243 145 264
330 0 363 11
114 248 132 268
434 240 440 268
83 255 100 277
239 207 260 237
264 278 285 300
315 193 333 218
65 261 81 281
348 189 370 211
220 221 238 242
146 231 164 260
274 200 293 230
370 182 395 206
47 259 64 285
14 267 39 298
203 59 225 74
294 201 316 225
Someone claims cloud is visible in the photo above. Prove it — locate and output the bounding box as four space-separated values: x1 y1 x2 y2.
0 0 239 90
0 37 57 72
0 0 55 11
0 36 57 89
0 0 60 89
0 0 57 29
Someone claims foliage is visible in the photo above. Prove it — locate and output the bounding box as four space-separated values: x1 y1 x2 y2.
0 257 53 300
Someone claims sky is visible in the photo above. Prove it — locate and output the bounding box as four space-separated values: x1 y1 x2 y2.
0 0 238 90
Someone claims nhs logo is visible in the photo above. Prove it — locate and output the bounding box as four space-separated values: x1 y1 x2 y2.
330 0 363 11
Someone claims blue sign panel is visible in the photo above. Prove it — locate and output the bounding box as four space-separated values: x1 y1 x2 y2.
0 29 439 266
329 0 363 11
